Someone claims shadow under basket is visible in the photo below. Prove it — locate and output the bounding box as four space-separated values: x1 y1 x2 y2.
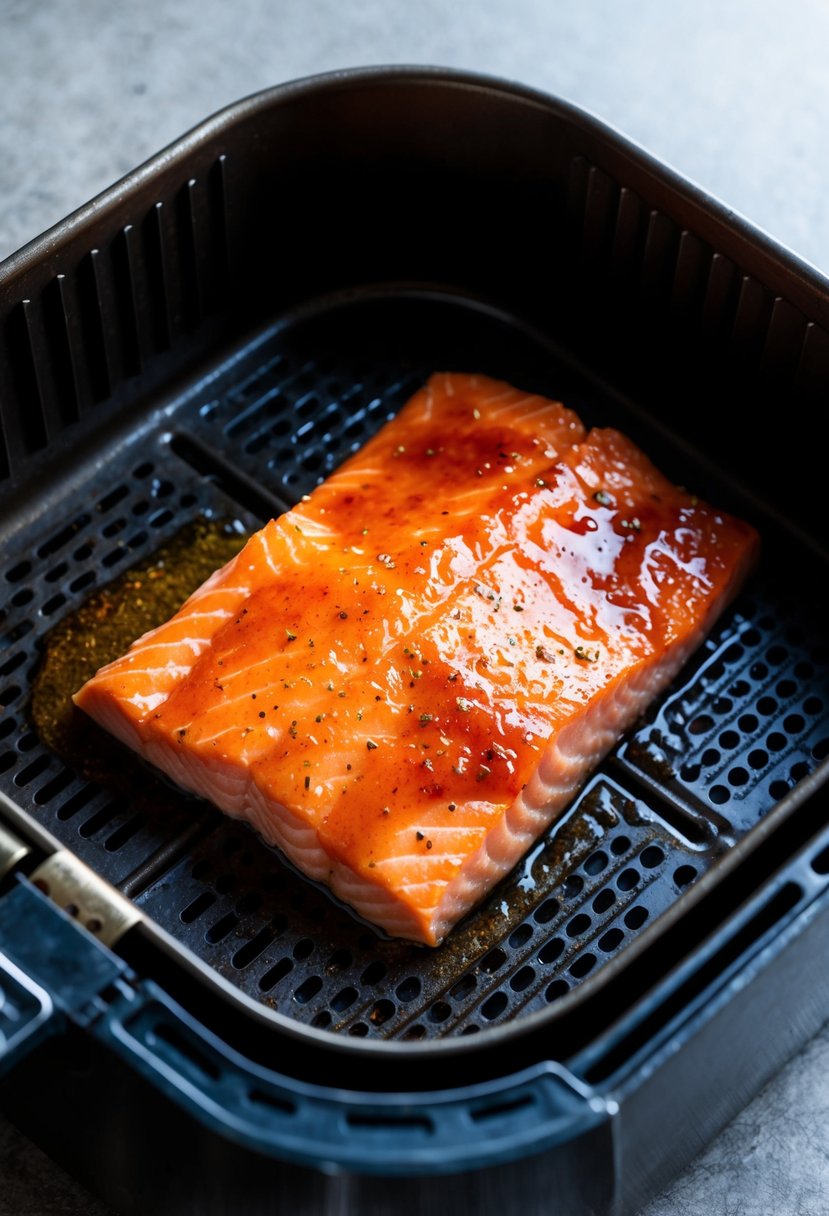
2 67 829 1216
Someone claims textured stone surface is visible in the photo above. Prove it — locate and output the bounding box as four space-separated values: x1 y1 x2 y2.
2 0 829 1212
2 0 829 272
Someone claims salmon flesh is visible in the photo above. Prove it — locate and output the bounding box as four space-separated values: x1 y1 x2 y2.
74 374 759 945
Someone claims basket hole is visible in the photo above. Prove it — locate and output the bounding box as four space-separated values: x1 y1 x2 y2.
674 864 697 888
205 913 238 944
294 976 323 1005
56 786 97 821
44 560 68 584
331 987 358 1012
757 696 777 716
429 1001 451 1024
617 868 640 892
709 785 730 805
562 874 584 900
6 560 32 583
767 732 787 752
508 923 533 949
293 938 314 961
583 850 608 876
31 768 72 807
598 928 624 952
360 961 386 986
232 927 276 969
811 844 829 875
368 999 396 1026
748 748 769 770
610 835 631 855
70 571 96 595
624 905 648 931
738 713 758 733
395 976 421 1003
98 485 129 513
640 845 664 869
104 815 143 852
592 888 616 914
450 974 477 1001
569 953 597 979
479 948 506 974
533 897 560 924
1 651 27 678
544 979 569 1003
537 937 564 965
258 957 293 992
481 992 508 1021
14 755 53 787
565 913 591 938
509 966 535 993
41 593 67 616
326 949 353 973
348 1023 369 1037
784 713 805 734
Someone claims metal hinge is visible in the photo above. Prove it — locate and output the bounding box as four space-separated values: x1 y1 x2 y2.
28 850 142 949
0 821 31 881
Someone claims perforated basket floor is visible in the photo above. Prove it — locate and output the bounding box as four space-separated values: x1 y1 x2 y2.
3 291 829 1042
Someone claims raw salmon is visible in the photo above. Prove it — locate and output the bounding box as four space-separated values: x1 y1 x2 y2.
74 374 758 945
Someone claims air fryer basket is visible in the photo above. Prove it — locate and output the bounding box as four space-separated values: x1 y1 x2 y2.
3 68 829 1215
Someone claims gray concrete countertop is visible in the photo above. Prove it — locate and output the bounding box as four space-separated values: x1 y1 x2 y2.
2 1 829 1212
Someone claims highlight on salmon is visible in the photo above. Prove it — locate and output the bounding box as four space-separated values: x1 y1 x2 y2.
73 374 759 945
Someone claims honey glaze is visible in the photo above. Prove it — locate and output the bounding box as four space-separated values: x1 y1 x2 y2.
67 373 758 946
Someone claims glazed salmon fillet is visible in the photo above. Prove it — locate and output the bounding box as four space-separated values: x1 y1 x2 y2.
74 374 758 945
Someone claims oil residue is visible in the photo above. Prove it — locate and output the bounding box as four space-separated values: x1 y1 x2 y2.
32 518 246 791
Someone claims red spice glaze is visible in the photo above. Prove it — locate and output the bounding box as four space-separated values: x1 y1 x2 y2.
75 373 758 941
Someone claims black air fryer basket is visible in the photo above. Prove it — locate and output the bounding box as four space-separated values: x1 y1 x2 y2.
2 68 829 1216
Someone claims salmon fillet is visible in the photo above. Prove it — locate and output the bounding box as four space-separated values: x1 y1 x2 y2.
74 374 759 945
